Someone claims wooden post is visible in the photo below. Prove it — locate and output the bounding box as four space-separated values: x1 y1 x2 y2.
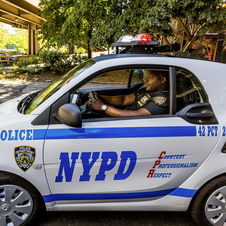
35 26 39 55
28 23 39 55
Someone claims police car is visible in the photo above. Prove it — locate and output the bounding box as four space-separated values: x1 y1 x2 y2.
0 35 226 226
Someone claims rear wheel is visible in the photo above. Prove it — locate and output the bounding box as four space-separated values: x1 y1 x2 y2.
190 175 226 226
0 172 44 226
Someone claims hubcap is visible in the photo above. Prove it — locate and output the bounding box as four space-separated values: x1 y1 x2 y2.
0 204 11 212
0 185 33 226
205 186 226 225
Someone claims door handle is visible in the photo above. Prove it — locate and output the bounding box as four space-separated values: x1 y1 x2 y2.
186 110 213 118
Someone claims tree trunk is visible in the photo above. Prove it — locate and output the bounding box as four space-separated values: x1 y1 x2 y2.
87 42 92 58
87 30 92 58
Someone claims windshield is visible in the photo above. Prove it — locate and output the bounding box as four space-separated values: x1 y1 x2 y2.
25 59 96 114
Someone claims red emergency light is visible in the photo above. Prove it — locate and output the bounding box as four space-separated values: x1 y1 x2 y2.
132 33 152 42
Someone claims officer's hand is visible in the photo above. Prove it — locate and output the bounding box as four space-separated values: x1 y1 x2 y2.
90 97 104 111
93 91 99 99
88 91 99 99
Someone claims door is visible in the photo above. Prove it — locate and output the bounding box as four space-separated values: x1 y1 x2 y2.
43 67 220 205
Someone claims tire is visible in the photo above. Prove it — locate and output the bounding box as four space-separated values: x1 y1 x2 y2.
0 172 45 226
190 175 226 226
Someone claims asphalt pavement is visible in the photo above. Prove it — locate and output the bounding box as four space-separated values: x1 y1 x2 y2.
37 211 196 226
0 81 51 104
0 80 197 226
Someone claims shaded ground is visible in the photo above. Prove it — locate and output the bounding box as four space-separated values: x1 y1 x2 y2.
0 71 130 83
0 81 51 104
0 71 62 82
36 211 197 226
0 82 26 103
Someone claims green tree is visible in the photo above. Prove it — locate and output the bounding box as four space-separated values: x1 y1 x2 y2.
140 0 226 40
39 0 108 58
91 1 148 50
38 0 226 56
6 28 28 53
0 23 10 49
95 0 226 51
91 0 130 53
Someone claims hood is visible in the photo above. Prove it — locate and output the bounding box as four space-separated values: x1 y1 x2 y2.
0 93 39 128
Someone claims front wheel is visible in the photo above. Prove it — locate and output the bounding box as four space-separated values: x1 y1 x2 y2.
0 172 44 226
190 175 226 226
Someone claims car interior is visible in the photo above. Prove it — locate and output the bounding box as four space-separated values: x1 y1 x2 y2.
69 69 154 118
67 67 208 119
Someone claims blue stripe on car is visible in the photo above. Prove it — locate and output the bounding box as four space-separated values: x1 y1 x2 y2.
34 126 196 140
43 188 176 203
43 187 197 203
169 188 197 198
33 129 47 140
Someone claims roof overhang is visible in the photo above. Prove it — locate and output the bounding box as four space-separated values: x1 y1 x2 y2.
0 0 45 29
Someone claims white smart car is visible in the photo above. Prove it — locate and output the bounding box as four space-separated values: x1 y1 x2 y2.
0 54 225 226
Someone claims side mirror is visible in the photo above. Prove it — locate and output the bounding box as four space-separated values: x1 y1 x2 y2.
54 103 82 128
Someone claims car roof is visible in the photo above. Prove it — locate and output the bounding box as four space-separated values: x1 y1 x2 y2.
93 54 167 62
93 53 226 65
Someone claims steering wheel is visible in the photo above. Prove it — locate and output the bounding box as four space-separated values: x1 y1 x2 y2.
86 91 95 112
84 91 102 117
89 91 96 102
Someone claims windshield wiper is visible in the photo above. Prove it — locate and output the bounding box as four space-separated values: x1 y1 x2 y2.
18 92 39 114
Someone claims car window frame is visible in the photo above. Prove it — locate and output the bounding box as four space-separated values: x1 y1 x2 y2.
32 64 211 126
70 65 175 122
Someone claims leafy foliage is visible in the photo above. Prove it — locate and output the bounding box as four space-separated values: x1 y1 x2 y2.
0 24 28 53
6 28 28 53
38 0 226 56
38 0 109 58
16 50 88 74
0 23 10 49
141 0 226 39
38 50 88 72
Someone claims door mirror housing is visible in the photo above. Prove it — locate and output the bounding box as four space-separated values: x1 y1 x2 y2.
54 103 82 127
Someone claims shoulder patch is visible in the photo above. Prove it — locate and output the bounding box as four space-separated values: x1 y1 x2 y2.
154 96 166 105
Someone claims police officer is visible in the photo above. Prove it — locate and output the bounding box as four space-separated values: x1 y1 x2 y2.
91 70 169 117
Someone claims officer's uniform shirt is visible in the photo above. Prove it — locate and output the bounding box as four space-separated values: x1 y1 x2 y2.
129 88 169 115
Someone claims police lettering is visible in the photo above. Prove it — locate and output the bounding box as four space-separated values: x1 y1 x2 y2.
207 126 218 136
147 151 170 179
198 126 218 136
163 154 186 160
158 163 198 168
146 151 196 179
153 173 172 178
0 130 33 141
55 151 137 182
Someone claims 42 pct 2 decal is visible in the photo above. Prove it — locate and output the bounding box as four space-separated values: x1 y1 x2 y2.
14 146 36 172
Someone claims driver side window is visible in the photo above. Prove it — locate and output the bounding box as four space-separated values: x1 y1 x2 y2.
70 68 169 119
80 70 130 89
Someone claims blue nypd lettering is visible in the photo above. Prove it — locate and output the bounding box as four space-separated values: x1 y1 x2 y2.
55 151 137 182
0 129 33 141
